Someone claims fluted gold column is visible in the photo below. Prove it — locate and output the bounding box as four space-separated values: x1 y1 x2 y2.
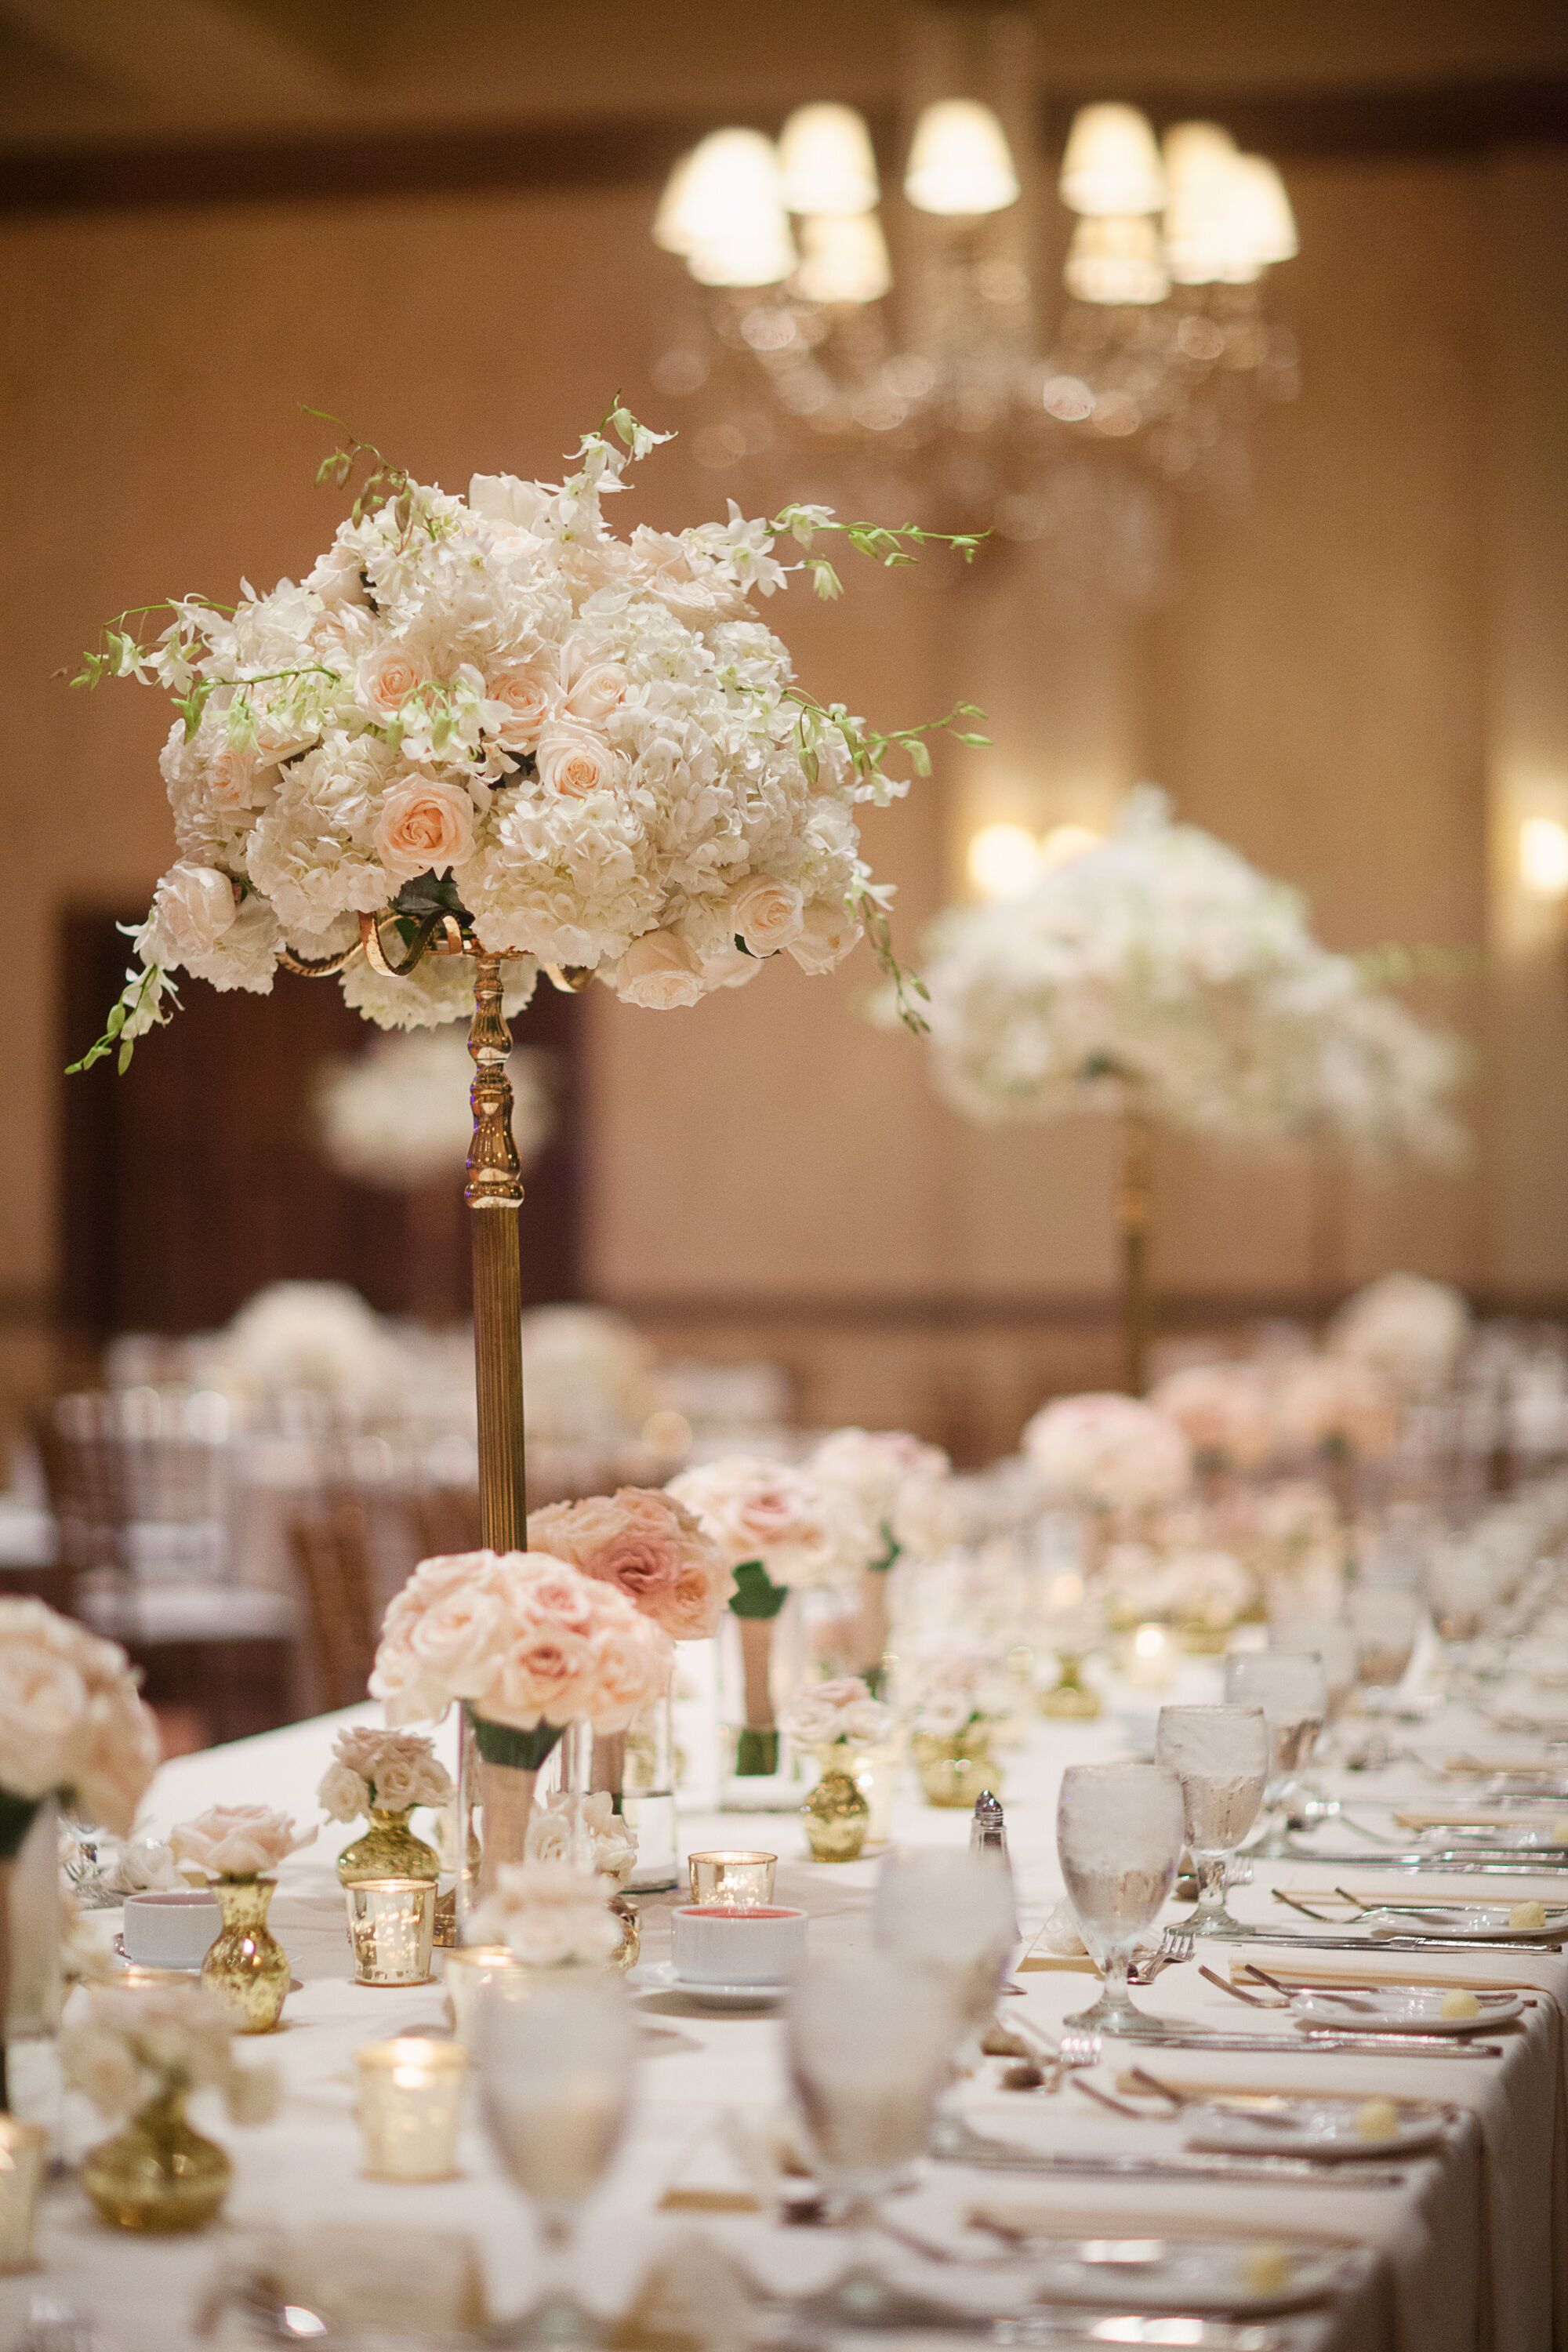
1119 1099 1155 1397
466 953 526 1548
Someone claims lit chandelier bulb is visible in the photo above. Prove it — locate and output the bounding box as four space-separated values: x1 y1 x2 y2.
795 212 893 305
904 100 1020 216
779 103 879 216
656 129 794 284
1230 155 1298 267
1058 104 1165 217
1064 216 1170 307
1161 121 1247 285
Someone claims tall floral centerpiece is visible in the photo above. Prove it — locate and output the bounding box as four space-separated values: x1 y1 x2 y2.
808 1428 950 1692
905 789 1465 1391
0 1602 158 2118
370 1549 672 1914
71 404 980 1570
668 1456 868 1807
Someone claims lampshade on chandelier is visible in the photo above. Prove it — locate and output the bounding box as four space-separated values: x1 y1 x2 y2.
651 10 1300 599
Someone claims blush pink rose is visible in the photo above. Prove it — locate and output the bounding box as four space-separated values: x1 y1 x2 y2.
528 1490 729 1641
402 1585 510 1698
374 777 476 880
586 1618 670 1729
487 661 562 751
356 645 423 724
492 1627 593 1728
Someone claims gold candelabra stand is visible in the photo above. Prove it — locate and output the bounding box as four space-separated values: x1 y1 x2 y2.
1117 1090 1155 1397
280 910 584 1549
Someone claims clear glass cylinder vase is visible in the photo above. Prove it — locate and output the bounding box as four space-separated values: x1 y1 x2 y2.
2 1798 61 2135
719 1595 805 1811
616 1697 679 1893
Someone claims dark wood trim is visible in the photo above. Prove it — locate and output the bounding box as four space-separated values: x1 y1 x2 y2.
2 75 1566 217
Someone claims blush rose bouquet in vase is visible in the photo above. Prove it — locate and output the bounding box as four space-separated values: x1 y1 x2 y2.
528 1488 731 1889
370 1549 673 1917
667 1457 870 1809
0 1601 159 2123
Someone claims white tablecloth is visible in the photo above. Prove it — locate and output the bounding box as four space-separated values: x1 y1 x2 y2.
13 1650 1568 2352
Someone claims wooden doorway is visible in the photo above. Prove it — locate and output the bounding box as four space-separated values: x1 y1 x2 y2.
58 909 586 1338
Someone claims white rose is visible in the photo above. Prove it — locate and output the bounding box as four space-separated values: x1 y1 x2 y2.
562 662 628 726
699 945 762 992
613 930 708 1011
535 720 625 800
373 778 476 880
788 898 863 975
317 1761 367 1824
150 864 238 964
0 1642 89 1801
728 877 804 956
355 645 424 725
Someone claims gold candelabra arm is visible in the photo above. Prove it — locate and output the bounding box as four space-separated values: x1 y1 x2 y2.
466 951 528 1550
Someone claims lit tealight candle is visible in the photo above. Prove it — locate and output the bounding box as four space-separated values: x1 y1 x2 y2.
687 1850 777 1907
346 1878 437 1988
1127 1622 1174 1689
0 2117 46 2274
354 2037 467 2182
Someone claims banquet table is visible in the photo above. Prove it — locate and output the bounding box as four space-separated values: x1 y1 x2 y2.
16 1641 1568 2352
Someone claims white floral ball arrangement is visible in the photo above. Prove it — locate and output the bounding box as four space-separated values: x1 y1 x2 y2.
315 1030 554 1189
906 787 1465 1155
1023 1392 1193 1514
72 407 982 1067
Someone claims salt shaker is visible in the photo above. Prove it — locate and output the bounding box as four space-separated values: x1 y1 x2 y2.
970 1789 1008 1860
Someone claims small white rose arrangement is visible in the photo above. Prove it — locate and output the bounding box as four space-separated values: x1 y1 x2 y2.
784 1676 894 1751
464 1860 624 1970
808 1428 951 1571
902 1653 1012 1744
64 1981 278 2126
317 1727 453 1826
523 1789 636 1886
0 1598 159 1854
170 1805 317 1882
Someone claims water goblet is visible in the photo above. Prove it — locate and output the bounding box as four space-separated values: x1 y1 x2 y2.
1154 1704 1269 1937
870 1846 1018 2047
1056 1762 1185 2038
1223 1651 1328 1854
478 1974 637 2348
785 1954 958 2325
1346 1584 1422 1687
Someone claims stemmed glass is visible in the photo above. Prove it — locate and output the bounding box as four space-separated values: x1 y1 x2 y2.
1223 1652 1327 1855
871 1846 1018 2047
478 1974 638 2348
785 1954 960 2327
1056 1762 1185 2039
1154 1704 1269 1938
1347 1584 1422 1688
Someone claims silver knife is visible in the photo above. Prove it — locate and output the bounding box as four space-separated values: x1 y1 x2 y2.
1098 2028 1502 2056
1197 1927 1555 1955
935 2139 1413 2183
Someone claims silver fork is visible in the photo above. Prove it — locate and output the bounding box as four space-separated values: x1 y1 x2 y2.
1131 1928 1195 1984
1054 2028 1102 2068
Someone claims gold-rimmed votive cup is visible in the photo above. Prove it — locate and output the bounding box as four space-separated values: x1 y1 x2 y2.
346 1878 437 1988
687 1850 777 1907
441 1944 523 2045
354 2037 467 2182
0 2117 46 2274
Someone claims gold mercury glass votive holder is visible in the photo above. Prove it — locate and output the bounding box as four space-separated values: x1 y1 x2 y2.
354 2037 467 2182
441 1944 524 2045
346 1878 437 1987
688 1850 777 1907
0 2117 47 2275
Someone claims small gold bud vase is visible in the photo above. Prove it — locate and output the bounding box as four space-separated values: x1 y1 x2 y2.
81 2089 230 2234
201 1875 290 2034
912 1730 999 1810
609 1891 641 1972
336 1806 441 1888
802 1762 869 1861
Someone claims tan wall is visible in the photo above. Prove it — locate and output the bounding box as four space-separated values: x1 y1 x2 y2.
2 148 1564 1424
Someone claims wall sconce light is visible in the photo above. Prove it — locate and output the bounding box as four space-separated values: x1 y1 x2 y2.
967 822 1041 900
1520 816 1568 900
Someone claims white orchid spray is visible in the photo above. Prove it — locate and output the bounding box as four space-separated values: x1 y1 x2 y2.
70 404 986 1071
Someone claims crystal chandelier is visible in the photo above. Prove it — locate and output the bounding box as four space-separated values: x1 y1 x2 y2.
650 17 1301 599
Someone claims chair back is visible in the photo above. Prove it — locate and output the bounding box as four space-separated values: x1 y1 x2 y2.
289 1496 379 1712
